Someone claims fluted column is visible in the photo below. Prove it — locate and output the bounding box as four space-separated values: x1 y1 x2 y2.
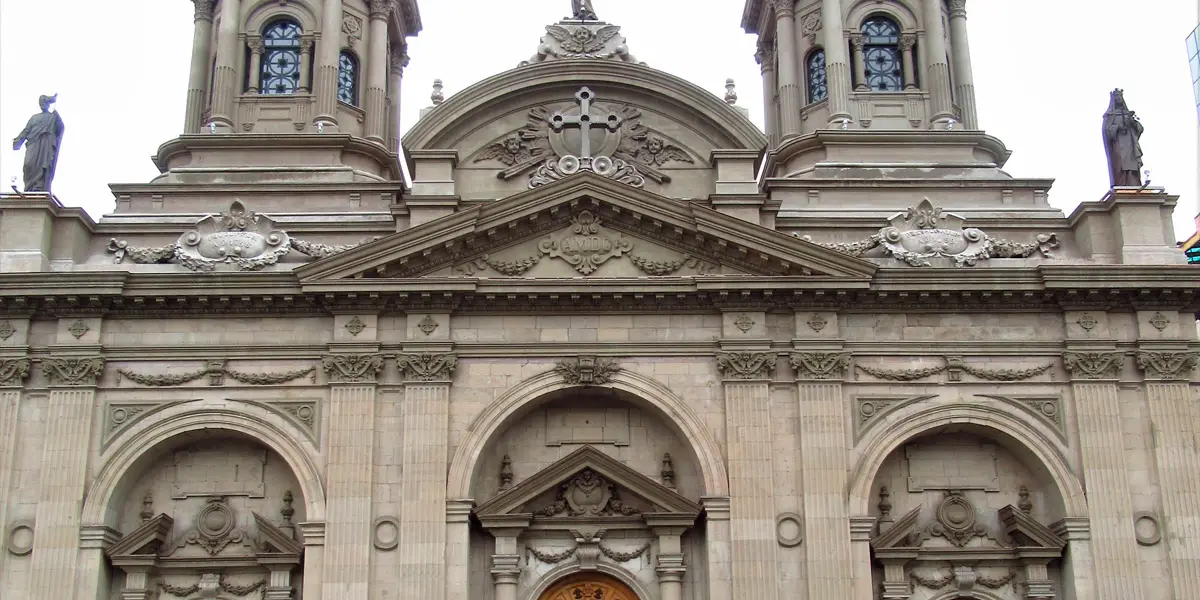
820 0 853 124
1063 351 1146 600
920 0 954 124
364 0 390 143
319 352 384 600
774 1 803 138
1136 350 1200 599
396 353 457 600
946 0 977 127
792 352 855 600
184 0 215 132
209 0 242 129
314 0 345 127
0 358 30 576
246 35 264 94
849 34 866 91
387 45 409 153
715 351 780 600
27 356 104 600
755 42 779 148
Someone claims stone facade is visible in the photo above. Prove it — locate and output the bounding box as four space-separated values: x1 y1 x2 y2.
1 1 1198 600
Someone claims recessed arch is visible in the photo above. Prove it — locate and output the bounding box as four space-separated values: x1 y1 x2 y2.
524 563 653 600
447 369 729 500
82 401 326 528
243 0 319 33
848 401 1087 518
845 0 919 31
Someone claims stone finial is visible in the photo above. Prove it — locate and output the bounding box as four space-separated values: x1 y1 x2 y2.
281 490 295 524
499 454 514 490
724 78 738 105
431 79 445 105
877 486 894 534
140 491 154 522
661 453 676 490
1018 485 1033 514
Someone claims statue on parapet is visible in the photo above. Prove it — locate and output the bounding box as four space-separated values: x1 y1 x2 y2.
12 94 65 194
1101 88 1144 188
571 0 599 20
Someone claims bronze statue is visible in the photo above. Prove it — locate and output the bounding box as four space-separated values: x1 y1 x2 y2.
571 0 598 20
12 94 65 194
1101 88 1143 188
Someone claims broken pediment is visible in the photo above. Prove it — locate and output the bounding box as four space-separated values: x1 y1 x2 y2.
475 446 701 523
295 174 877 283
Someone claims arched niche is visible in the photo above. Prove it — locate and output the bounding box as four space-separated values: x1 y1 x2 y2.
243 0 320 33
526 569 652 600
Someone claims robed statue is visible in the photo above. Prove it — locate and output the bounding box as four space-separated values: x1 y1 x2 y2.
12 94 65 194
571 0 599 20
1101 88 1143 188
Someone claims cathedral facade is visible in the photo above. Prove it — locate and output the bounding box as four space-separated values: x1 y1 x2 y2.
0 1 1197 599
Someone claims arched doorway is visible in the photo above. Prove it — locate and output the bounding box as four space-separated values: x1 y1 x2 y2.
539 573 640 600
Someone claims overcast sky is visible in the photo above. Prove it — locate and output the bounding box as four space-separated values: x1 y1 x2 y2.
1 0 1197 240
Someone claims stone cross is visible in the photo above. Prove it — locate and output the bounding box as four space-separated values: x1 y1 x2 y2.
548 87 621 158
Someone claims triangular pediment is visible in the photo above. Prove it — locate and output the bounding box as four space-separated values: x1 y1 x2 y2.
871 506 922 549
295 173 877 284
107 513 175 558
998 505 1066 550
475 446 701 521
252 512 303 556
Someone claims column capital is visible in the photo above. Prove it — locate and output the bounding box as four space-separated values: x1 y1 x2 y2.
1062 351 1123 381
949 0 967 18
790 352 850 381
247 34 264 55
849 32 865 49
369 0 391 20
899 33 917 52
656 552 686 580
772 0 795 18
1134 350 1199 381
320 352 384 383
192 0 215 22
396 353 458 383
300 34 315 53
390 44 410 76
754 43 775 72
715 351 776 381
0 358 31 388
42 355 104 386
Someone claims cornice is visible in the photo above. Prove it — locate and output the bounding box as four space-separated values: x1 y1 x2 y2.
768 130 1013 174
0 193 98 231
152 134 404 181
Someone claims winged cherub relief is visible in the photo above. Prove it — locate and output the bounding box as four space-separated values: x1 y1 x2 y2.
616 132 693 167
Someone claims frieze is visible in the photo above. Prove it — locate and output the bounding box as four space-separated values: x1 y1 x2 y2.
799 198 1059 267
1134 350 1198 381
790 352 851 380
116 361 316 387
42 356 105 386
716 351 776 380
554 356 620 385
0 358 31 387
1062 351 1124 380
321 353 385 383
396 353 457 382
854 356 1055 383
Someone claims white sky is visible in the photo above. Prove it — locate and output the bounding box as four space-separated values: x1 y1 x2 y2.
1 0 1197 241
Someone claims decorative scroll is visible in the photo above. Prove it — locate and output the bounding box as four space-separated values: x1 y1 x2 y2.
716 352 776 380
396 353 457 382
41 356 104 386
530 156 646 189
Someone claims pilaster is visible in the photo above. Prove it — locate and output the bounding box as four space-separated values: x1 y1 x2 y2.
1062 349 1146 600
445 499 474 600
699 496 732 600
715 347 779 600
395 351 457 600
790 349 854 600
848 517 876 600
27 354 104 600
1135 348 1200 598
319 347 384 600
1052 517 1096 600
0 356 30 576
299 521 326 600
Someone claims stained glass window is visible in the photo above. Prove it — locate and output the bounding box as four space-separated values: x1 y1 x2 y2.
807 49 828 104
261 19 302 95
861 16 903 92
338 52 358 106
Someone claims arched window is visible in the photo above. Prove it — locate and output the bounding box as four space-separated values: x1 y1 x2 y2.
260 19 302 95
806 49 828 104
861 16 903 91
337 51 359 106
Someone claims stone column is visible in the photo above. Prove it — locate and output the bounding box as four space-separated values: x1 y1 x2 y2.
849 34 866 91
209 0 242 130
820 0 853 125
791 351 855 600
946 0 976 127
445 500 474 600
1053 517 1097 600
1062 351 1146 600
700 496 732 600
184 0 216 132
920 0 954 124
899 34 917 90
387 45 409 153
364 0 390 144
481 520 527 600
849 517 877 600
715 351 780 600
647 517 692 600
314 0 345 128
246 35 264 94
396 353 458 600
318 352 385 600
299 522 326 600
773 1 803 138
1136 350 1200 598
299 35 315 92
755 43 779 148
0 358 30 575
26 356 104 600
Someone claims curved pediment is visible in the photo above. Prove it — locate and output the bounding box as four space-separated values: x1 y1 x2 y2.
402 61 766 200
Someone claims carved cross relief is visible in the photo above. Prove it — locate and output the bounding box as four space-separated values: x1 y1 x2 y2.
549 87 623 158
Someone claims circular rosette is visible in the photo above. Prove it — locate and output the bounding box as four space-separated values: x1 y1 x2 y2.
196 500 236 540
558 155 582 174
591 155 615 176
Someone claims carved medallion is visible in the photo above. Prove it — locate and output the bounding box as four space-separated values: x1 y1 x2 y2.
928 490 987 548
417 315 440 336
733 314 755 333
533 469 639 518
67 320 89 339
539 211 632 274
0 321 14 341
344 316 366 337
